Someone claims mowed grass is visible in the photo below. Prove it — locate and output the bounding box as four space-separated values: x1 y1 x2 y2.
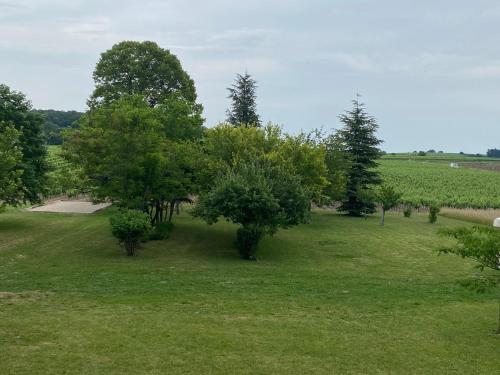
0 208 499 374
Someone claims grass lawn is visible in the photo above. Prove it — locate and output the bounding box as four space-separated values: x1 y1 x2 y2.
0 208 499 374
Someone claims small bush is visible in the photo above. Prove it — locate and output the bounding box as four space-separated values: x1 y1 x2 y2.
429 205 440 224
110 209 151 256
149 222 174 240
235 225 264 260
403 207 412 218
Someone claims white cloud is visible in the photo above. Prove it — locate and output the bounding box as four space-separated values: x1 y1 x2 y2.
462 63 500 78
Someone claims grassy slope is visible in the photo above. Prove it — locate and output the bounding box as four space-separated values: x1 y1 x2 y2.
0 208 499 374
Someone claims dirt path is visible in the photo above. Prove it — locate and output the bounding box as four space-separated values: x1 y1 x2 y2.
26 200 111 214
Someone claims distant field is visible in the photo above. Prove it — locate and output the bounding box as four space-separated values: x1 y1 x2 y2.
440 208 500 225
382 152 500 162
379 159 500 208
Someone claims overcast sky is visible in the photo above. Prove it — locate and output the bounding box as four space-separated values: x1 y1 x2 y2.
1 0 499 152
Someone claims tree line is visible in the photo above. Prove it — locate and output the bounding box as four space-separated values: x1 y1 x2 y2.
0 40 451 258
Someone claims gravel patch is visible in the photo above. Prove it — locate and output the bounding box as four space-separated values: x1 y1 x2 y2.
27 200 111 214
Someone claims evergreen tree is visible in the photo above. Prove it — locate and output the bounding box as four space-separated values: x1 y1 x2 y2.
337 97 382 216
226 72 260 127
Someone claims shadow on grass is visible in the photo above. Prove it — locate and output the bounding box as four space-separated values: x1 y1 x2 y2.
0 216 33 232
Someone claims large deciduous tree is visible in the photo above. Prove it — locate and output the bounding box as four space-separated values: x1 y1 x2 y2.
337 97 382 216
64 95 203 224
89 41 198 108
0 84 48 204
226 72 260 127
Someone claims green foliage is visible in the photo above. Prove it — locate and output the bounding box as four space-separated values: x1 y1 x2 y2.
110 209 152 256
193 161 310 259
226 72 260 127
90 41 197 107
322 133 349 203
0 84 48 204
202 123 281 167
270 131 328 202
439 226 500 272
438 225 500 331
337 98 383 216
149 221 174 241
31 109 83 145
65 96 163 206
429 205 440 224
403 206 412 218
45 146 88 197
65 95 202 223
0 123 23 210
376 185 402 225
200 124 329 202
157 97 204 141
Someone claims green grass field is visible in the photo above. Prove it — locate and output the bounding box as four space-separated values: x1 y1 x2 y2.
1 208 499 374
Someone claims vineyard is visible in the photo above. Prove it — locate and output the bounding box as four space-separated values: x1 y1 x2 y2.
47 145 68 169
379 159 500 208
45 145 87 197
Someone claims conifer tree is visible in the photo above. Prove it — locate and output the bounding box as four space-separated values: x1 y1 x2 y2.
337 96 382 216
226 72 260 127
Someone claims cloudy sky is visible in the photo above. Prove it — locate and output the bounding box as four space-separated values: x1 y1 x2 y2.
1 0 499 152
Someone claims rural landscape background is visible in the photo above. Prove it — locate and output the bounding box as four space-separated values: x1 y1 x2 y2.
2 1 500 374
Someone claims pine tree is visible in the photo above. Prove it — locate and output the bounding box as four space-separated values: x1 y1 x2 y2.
226 72 260 127
337 96 383 216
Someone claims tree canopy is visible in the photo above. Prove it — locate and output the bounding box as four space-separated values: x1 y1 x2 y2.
0 84 48 203
90 41 197 108
0 123 23 210
64 95 203 224
376 184 402 225
32 109 83 145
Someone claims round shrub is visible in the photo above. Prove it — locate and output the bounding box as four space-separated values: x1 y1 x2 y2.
429 205 440 224
403 207 412 218
110 209 151 256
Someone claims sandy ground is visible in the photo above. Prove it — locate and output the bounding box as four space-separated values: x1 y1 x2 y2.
27 200 111 214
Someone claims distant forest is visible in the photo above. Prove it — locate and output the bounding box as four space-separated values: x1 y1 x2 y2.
486 148 500 158
31 109 83 145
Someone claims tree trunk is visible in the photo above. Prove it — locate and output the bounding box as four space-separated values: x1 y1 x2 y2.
497 301 500 334
168 199 176 222
380 208 385 226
